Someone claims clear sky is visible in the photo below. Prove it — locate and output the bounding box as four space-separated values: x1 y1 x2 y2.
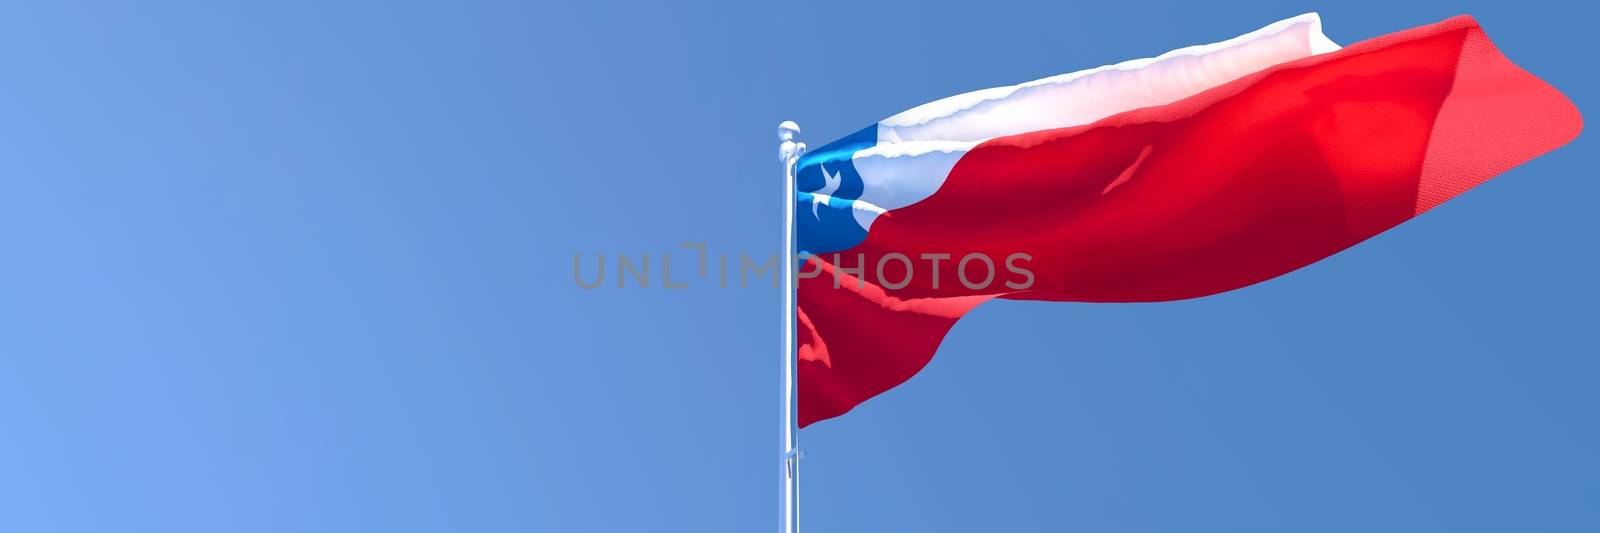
0 1 1594 532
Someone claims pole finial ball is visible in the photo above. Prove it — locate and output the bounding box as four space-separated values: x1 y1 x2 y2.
778 121 801 142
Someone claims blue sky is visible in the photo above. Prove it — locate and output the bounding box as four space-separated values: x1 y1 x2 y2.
0 1 1595 531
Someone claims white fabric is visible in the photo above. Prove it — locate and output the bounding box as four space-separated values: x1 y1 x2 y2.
877 13 1339 144
848 13 1340 230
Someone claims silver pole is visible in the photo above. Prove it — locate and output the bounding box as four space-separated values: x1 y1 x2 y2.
778 121 805 533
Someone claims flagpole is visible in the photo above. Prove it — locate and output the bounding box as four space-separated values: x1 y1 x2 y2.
778 121 805 533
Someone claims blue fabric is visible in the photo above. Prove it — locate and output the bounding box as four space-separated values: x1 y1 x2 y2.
795 125 877 253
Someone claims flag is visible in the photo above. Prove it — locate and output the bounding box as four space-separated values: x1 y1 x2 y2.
794 14 1581 427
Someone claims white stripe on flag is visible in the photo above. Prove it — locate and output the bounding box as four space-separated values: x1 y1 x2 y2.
847 13 1341 231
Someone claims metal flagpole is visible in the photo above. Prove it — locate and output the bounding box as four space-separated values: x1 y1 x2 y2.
778 121 805 533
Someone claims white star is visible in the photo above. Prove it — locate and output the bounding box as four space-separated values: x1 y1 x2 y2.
817 163 842 196
812 163 843 219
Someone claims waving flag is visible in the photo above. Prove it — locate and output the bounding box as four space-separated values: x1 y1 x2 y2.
794 14 1581 427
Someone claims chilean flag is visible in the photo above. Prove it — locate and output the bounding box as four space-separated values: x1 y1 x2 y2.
794 14 1581 427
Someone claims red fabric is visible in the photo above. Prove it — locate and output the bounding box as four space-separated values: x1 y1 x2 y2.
797 16 1581 428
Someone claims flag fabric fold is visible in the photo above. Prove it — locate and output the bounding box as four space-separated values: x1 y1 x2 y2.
795 14 1581 428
